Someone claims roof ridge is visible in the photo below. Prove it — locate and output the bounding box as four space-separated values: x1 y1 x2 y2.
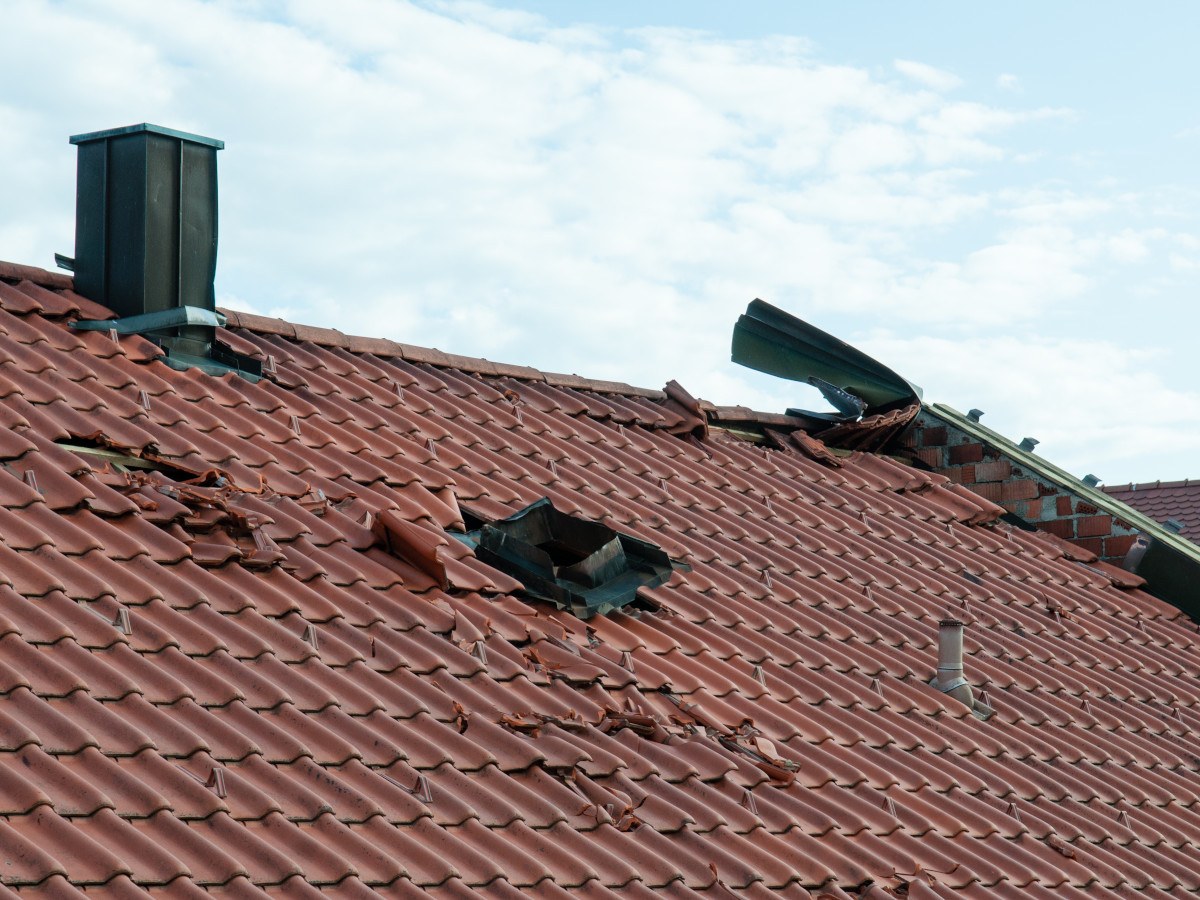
223 306 669 399
1104 478 1200 493
0 257 794 413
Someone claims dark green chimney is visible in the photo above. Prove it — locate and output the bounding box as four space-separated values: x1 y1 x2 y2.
70 124 224 319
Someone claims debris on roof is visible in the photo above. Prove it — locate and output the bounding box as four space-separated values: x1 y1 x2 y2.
3 258 1200 897
5 122 1200 896
727 300 1200 619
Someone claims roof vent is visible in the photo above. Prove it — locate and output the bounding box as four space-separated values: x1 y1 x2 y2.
1082 474 1101 488
455 497 682 619
1123 534 1150 572
1165 518 1185 534
929 617 994 720
67 124 259 379
1019 437 1039 452
967 408 985 422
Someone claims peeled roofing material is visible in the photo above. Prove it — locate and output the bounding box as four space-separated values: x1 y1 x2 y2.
1104 480 1200 545
0 261 1199 898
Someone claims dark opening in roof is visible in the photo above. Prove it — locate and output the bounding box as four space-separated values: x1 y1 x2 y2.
458 498 679 619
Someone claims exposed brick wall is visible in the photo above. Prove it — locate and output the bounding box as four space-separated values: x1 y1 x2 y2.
902 411 1139 563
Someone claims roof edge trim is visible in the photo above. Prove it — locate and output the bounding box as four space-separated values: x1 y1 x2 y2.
927 402 1200 564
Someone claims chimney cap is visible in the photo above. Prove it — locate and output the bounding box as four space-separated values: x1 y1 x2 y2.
70 122 224 150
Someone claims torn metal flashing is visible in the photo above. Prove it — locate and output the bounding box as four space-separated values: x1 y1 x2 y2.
454 497 682 619
73 307 262 379
731 299 922 419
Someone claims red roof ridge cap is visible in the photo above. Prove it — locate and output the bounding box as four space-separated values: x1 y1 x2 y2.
217 309 297 339
215 306 826 411
540 370 665 399
0 260 73 291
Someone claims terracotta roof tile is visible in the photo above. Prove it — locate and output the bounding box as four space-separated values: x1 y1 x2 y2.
1 272 1200 895
1103 478 1200 543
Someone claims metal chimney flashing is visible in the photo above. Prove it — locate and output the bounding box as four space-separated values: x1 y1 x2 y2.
70 123 225 150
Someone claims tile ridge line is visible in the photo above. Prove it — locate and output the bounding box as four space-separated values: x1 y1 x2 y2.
1104 478 1200 494
0 257 803 417
217 307 675 399
218 308 819 427
218 308 837 430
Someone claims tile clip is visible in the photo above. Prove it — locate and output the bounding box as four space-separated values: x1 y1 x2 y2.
302 623 319 651
206 767 228 798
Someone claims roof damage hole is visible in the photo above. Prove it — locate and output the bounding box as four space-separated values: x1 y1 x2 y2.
456 497 682 619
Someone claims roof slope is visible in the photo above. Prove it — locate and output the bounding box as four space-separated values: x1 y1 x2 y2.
0 261 1199 898
1104 480 1200 544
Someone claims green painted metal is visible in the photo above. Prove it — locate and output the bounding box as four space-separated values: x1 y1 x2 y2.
731 299 922 411
71 306 226 333
70 123 225 150
70 123 222 323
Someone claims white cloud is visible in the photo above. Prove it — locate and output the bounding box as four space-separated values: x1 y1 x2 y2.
894 58 962 92
997 73 1021 92
858 332 1200 481
0 0 1197 482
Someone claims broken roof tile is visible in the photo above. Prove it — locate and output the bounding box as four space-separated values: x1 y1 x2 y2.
0 268 1196 897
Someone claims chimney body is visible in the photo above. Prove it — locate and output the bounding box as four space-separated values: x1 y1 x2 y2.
70 124 223 323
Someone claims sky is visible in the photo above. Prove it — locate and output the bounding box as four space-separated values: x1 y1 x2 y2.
1 1 1198 484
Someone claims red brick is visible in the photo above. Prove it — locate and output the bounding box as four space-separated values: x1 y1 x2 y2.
949 443 984 465
1104 534 1137 558
974 460 1012 482
1001 480 1038 501
1076 515 1113 538
970 482 1003 503
1002 501 1029 517
1040 519 1075 540
1073 537 1104 557
1055 496 1072 517
914 447 943 468
922 426 948 446
1075 501 1098 515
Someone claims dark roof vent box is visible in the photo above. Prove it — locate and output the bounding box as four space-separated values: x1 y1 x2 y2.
458 498 682 619
66 124 259 379
70 123 223 320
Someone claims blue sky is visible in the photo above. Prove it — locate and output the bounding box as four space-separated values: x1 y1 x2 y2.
1 0 1197 483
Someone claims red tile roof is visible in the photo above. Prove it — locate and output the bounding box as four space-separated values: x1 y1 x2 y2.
1103 480 1200 544
0 258 1199 897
